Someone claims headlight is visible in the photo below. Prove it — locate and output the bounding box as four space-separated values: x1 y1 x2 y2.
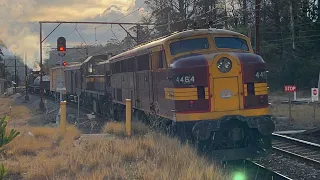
217 58 232 73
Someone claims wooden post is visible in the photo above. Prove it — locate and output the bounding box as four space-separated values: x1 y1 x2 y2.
126 99 132 137
289 93 292 121
313 101 316 122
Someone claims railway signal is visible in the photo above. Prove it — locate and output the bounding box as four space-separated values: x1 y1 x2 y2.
56 37 67 127
57 37 66 52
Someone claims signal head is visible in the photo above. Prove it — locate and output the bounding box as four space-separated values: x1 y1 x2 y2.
57 37 66 52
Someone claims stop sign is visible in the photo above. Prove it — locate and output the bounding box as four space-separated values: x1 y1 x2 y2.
313 89 318 96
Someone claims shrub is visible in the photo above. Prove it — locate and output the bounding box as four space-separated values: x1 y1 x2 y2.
0 116 20 180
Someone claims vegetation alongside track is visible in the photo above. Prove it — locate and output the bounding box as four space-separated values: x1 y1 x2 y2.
1 95 227 180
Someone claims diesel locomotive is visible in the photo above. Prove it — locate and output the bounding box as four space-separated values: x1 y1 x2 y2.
51 28 275 161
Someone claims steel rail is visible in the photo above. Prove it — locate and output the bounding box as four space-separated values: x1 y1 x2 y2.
272 133 320 167
246 160 293 180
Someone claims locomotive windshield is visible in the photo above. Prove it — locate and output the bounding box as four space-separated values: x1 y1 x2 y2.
169 37 209 55
214 37 249 51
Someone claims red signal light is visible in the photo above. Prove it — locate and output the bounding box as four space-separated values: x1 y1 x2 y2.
59 46 65 51
63 61 67 66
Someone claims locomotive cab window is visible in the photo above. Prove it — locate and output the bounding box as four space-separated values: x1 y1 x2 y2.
137 54 149 71
214 37 249 51
169 37 209 56
88 63 93 73
151 50 166 70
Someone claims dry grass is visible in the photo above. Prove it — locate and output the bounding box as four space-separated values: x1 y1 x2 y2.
3 122 226 180
0 98 32 127
103 121 150 136
269 99 320 131
270 101 320 121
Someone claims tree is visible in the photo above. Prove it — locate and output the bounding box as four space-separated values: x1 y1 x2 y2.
0 48 3 62
0 116 20 179
143 0 320 90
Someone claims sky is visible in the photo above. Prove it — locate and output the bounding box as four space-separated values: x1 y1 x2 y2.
0 0 149 66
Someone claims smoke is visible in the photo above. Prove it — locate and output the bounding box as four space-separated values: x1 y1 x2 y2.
0 0 142 66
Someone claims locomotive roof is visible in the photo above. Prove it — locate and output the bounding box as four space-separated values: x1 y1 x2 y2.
83 54 109 63
65 63 81 71
108 28 246 62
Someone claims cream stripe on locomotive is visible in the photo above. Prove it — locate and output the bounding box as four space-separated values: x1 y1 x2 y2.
244 83 268 96
164 87 209 100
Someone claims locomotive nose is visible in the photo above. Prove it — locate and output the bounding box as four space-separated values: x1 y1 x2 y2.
211 55 241 112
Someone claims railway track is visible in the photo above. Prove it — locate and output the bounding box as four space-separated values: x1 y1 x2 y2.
272 133 320 168
246 161 293 180
223 160 292 180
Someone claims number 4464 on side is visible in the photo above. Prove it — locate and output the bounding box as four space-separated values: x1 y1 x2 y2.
284 85 296 92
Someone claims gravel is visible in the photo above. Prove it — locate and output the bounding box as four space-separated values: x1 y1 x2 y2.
253 153 320 180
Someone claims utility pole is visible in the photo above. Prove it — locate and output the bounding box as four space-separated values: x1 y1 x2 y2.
255 0 260 54
289 1 295 50
14 55 17 93
167 12 171 33
39 22 45 111
136 24 142 45
224 0 228 29
25 52 29 101
243 0 248 29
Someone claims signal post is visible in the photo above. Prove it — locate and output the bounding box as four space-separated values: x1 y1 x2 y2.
57 37 67 133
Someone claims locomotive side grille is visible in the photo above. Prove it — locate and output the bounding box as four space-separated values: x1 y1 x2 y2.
197 86 205 99
244 83 268 96
164 87 210 112
244 82 269 108
164 87 209 100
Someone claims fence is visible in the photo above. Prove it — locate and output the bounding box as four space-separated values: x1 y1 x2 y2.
269 92 320 131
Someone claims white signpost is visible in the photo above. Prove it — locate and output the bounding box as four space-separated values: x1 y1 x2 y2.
311 87 318 121
311 88 319 102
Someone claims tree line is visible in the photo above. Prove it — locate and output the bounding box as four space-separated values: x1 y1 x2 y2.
138 0 320 90
44 0 320 91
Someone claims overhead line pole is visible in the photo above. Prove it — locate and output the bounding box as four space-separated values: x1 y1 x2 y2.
14 55 16 93
25 52 29 101
39 22 45 111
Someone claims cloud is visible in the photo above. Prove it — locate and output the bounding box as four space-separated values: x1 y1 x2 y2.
0 0 146 66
